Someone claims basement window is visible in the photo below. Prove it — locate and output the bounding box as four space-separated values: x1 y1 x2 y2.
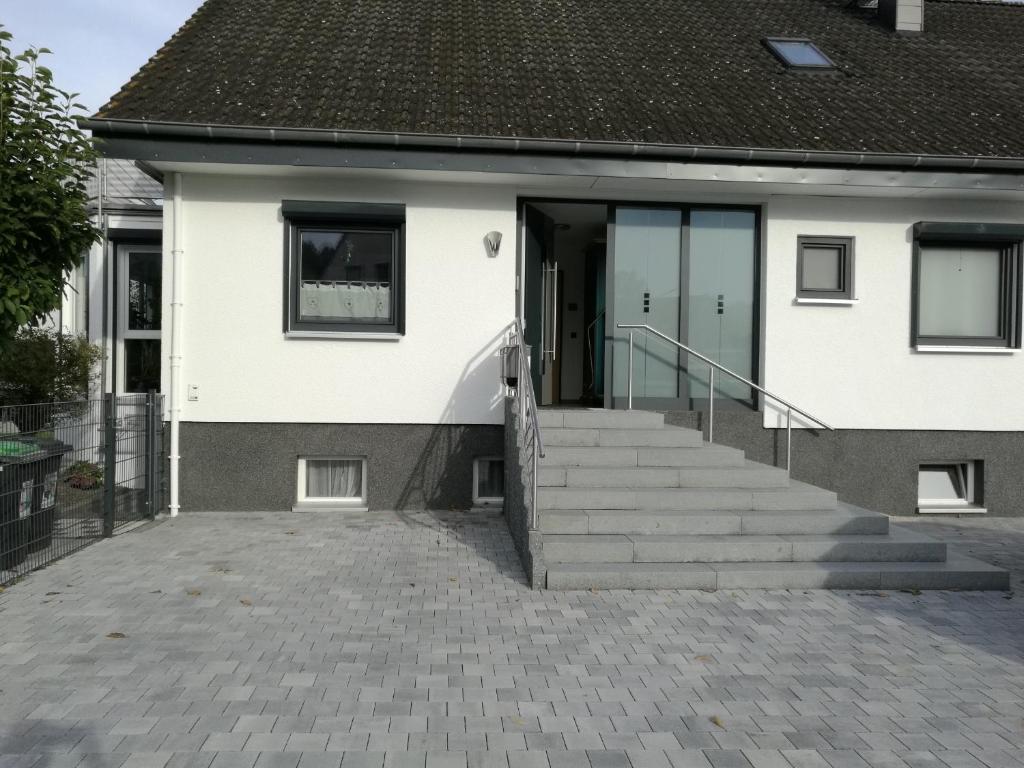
296 457 367 510
474 457 505 505
763 38 836 70
917 461 985 514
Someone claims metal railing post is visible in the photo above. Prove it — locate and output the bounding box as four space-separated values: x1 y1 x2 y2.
102 393 116 538
531 440 538 531
520 344 527 424
708 368 714 443
145 390 157 520
627 332 634 410
786 408 793 478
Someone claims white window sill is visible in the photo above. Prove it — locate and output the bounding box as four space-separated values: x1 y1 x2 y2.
285 331 402 341
473 498 504 507
793 297 858 306
914 345 1015 355
292 501 368 512
916 504 987 515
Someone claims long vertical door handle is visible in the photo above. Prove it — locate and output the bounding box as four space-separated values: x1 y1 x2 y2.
539 264 547 369
551 262 558 361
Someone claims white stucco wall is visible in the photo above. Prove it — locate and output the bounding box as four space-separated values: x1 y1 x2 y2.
164 174 516 424
763 195 1024 431
162 168 1024 431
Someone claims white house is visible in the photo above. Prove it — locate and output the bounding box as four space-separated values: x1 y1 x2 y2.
81 0 1024 588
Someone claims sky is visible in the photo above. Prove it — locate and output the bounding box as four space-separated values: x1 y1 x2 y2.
1 0 205 115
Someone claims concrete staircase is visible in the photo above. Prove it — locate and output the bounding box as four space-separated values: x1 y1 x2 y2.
537 408 1008 590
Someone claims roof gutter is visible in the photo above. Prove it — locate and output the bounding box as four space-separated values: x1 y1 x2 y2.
79 117 1024 173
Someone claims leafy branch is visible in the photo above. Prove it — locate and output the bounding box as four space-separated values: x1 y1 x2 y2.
0 25 101 348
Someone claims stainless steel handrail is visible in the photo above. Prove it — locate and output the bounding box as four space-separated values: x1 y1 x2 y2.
511 317 545 529
617 323 834 476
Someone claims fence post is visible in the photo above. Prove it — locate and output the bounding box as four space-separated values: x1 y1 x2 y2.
102 393 117 537
145 391 156 520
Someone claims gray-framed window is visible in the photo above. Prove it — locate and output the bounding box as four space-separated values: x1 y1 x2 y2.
917 461 984 513
796 236 854 300
283 201 405 335
912 222 1023 349
473 457 505 505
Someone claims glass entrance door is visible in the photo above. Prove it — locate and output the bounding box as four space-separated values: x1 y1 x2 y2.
607 206 758 410
686 210 757 406
610 207 684 408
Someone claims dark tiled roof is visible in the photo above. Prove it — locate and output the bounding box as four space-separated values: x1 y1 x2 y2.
96 0 1024 159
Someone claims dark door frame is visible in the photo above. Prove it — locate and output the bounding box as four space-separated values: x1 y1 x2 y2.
517 197 763 412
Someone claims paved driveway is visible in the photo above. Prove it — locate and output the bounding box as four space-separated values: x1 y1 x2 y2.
1 510 1023 768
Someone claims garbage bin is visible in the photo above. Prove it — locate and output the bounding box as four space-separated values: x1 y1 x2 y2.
26 438 72 553
1 439 42 571
0 437 71 568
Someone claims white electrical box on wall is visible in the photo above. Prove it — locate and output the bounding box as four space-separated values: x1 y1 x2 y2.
188 384 199 401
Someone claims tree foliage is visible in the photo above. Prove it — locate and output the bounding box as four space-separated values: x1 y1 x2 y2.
0 26 100 349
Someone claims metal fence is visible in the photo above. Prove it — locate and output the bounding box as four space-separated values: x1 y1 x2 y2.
0 394 165 586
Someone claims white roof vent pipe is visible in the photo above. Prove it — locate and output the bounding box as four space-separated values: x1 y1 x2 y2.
878 0 923 34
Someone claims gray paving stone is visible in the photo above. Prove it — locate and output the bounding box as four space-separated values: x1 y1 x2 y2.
253 755 302 768
0 511 1022 768
588 752 631 768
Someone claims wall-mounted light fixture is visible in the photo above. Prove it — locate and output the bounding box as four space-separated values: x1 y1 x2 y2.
484 231 502 258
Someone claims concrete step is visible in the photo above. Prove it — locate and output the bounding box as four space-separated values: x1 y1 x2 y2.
543 426 703 448
538 409 664 430
540 445 746 469
546 554 1009 591
539 507 889 536
538 484 837 511
542 527 945 564
539 461 791 489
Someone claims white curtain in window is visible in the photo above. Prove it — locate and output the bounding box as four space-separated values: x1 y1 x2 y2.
306 459 362 499
300 282 391 321
919 246 1001 337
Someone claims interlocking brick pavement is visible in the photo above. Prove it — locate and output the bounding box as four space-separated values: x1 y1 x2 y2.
1 510 1022 768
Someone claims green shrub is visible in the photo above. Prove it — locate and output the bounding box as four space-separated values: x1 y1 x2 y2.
0 327 101 406
64 460 103 490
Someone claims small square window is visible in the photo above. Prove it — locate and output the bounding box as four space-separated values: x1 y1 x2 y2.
296 457 367 509
797 236 855 300
473 457 505 505
912 223 1023 349
284 201 405 336
763 38 835 70
917 461 985 514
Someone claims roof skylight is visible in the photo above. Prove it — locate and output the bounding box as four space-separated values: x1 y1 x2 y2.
763 38 836 70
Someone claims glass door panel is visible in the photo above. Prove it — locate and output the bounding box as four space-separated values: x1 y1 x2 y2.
118 245 162 393
611 208 683 405
686 210 756 405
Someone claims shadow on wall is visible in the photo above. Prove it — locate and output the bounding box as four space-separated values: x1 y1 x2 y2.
394 326 508 511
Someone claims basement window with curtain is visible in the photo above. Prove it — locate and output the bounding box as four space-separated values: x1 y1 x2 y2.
296 457 367 509
912 223 1023 350
283 201 405 336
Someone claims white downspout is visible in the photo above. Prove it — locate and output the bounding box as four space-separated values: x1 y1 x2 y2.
168 173 184 516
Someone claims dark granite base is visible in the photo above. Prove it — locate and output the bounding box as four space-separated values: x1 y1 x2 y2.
178 422 503 511
664 410 1024 517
